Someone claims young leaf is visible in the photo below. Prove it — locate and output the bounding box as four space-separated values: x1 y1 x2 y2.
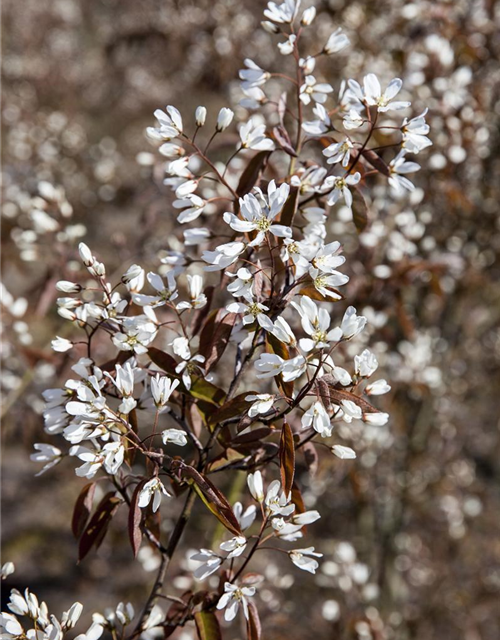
194 611 222 640
200 311 237 372
208 392 256 428
78 492 121 562
246 601 262 640
128 480 146 557
182 466 242 536
236 150 272 197
361 148 390 176
351 188 369 233
279 421 295 497
279 186 300 228
71 482 96 539
147 347 178 376
272 125 297 157
190 378 227 406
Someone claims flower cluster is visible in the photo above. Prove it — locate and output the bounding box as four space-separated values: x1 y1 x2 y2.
10 0 433 637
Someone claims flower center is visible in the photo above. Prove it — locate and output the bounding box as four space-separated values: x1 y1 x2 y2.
256 217 271 232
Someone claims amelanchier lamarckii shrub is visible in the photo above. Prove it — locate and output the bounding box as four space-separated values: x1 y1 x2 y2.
1 0 431 638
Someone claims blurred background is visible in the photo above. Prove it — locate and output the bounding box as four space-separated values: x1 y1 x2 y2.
2 0 500 638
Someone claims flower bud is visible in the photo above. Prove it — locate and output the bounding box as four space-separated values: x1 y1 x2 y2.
216 108 234 132
63 602 83 629
261 20 280 34
78 242 93 266
323 28 350 55
301 7 316 26
56 280 82 293
195 106 207 127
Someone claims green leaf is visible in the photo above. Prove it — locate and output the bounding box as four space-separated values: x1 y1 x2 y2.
190 378 226 406
194 611 222 640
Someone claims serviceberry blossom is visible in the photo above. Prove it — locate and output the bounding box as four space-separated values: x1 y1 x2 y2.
216 583 256 622
20 0 432 633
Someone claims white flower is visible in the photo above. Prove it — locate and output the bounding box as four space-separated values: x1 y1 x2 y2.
223 181 291 247
184 228 210 246
340 399 362 423
301 401 332 437
233 502 257 531
122 264 145 292
51 336 73 352
239 118 275 150
354 349 378 377
259 315 298 348
216 583 256 622
291 295 341 352
309 267 349 300
402 109 432 153
323 139 353 168
264 0 301 24
278 34 296 55
216 108 234 132
324 28 350 55
300 75 334 105
226 298 269 327
161 429 188 447
289 547 323 573
388 150 420 196
227 268 254 300
220 536 247 558
247 471 264 502
190 549 222 580
364 412 389 426
341 306 367 339
172 337 205 390
132 271 178 307
0 612 23 636
239 59 270 90
195 106 207 127
138 478 171 512
176 274 207 310
151 374 179 407
292 510 321 525
202 241 246 271
78 242 93 266
56 280 82 293
265 480 294 515
332 445 356 459
281 355 307 381
311 241 346 275
324 171 361 208
173 194 207 224
62 602 84 629
365 379 391 395
71 442 125 478
246 394 275 417
343 109 364 130
74 621 104 640
1 562 15 580
147 106 183 141
158 143 184 158
254 353 284 379
30 443 62 475
301 6 316 25
302 103 331 136
363 74 410 112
